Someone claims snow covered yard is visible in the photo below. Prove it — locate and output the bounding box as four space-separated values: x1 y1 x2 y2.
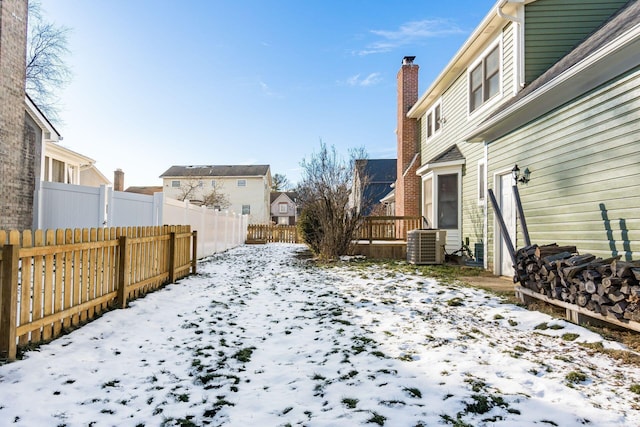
1 243 639 426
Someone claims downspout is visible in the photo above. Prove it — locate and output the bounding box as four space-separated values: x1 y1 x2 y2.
496 0 525 90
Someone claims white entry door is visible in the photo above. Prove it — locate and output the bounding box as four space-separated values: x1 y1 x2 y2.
498 174 516 277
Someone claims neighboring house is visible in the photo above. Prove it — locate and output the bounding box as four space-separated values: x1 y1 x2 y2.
27 96 111 188
351 159 397 216
270 192 298 225
125 186 164 195
399 0 639 276
0 0 31 230
159 164 272 224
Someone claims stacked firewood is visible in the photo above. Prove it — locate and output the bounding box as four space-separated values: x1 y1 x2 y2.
515 243 640 321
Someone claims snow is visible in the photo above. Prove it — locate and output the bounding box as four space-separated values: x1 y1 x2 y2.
1 243 639 426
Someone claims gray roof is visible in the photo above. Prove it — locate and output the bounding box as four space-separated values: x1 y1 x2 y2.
426 144 465 164
270 191 298 204
160 164 270 178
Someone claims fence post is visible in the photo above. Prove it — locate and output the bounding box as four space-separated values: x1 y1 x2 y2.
191 230 198 275
0 244 19 361
153 192 164 226
117 236 129 309
169 231 177 283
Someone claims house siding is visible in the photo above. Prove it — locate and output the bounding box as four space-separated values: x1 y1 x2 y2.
487 65 640 266
418 23 515 252
524 0 629 83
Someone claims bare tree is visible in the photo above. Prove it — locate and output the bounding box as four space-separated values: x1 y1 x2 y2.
296 142 368 260
176 176 230 209
272 173 290 192
26 1 72 122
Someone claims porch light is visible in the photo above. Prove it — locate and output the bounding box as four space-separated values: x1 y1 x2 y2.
512 164 530 184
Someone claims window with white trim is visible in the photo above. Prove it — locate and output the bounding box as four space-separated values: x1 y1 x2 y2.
171 180 180 187
242 204 250 215
237 179 247 187
278 202 288 214
425 100 443 139
478 160 486 204
469 43 500 113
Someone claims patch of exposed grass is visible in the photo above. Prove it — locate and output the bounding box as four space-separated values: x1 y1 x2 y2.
561 333 580 342
403 387 422 398
367 411 387 426
630 384 640 394
341 397 359 409
447 297 464 307
232 346 256 363
565 370 587 384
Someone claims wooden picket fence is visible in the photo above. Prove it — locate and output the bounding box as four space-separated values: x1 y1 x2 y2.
0 225 196 361
354 216 424 242
246 224 301 244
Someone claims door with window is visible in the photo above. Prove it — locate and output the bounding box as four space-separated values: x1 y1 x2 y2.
422 170 460 253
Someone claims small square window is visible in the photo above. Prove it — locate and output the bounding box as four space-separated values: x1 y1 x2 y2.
237 179 247 187
279 203 288 213
242 204 250 215
171 180 180 187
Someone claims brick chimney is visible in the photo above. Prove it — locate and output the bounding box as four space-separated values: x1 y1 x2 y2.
396 56 421 217
114 169 124 191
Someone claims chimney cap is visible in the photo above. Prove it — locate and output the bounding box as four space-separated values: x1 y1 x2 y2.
402 56 416 65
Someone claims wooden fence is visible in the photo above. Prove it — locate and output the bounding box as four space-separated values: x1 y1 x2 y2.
354 216 424 242
0 225 196 361
246 224 301 244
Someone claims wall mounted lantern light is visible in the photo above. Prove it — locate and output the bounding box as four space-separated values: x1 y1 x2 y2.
512 164 530 184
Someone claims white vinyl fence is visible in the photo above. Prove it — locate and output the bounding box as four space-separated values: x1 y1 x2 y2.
33 181 248 258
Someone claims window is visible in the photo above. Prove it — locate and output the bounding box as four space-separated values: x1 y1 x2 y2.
422 177 433 228
478 160 486 203
437 174 458 230
469 44 500 113
278 202 288 214
171 180 181 187
237 179 247 187
434 104 441 132
242 205 251 215
52 159 65 183
198 180 204 188
211 180 216 187
425 101 442 139
278 216 289 225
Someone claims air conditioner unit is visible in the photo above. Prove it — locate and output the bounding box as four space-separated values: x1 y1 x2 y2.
407 229 446 265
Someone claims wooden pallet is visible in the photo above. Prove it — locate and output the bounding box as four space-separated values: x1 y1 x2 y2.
515 285 640 333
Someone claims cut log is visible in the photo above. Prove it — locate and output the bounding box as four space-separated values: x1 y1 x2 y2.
607 290 626 303
584 280 597 294
632 268 640 282
592 294 611 305
602 277 622 288
576 292 590 307
610 300 629 315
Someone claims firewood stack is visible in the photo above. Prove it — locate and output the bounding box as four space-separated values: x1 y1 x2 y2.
515 243 640 321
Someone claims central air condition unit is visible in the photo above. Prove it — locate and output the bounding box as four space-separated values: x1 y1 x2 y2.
407 229 446 265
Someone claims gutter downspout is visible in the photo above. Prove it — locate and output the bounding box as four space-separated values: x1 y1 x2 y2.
497 0 525 90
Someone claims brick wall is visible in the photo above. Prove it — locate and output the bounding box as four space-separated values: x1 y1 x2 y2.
0 0 31 230
396 57 421 217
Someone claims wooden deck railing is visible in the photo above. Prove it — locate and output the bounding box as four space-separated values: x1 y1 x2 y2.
247 224 301 244
354 216 424 242
0 225 196 361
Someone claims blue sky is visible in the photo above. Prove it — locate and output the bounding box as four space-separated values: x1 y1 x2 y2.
40 0 496 188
